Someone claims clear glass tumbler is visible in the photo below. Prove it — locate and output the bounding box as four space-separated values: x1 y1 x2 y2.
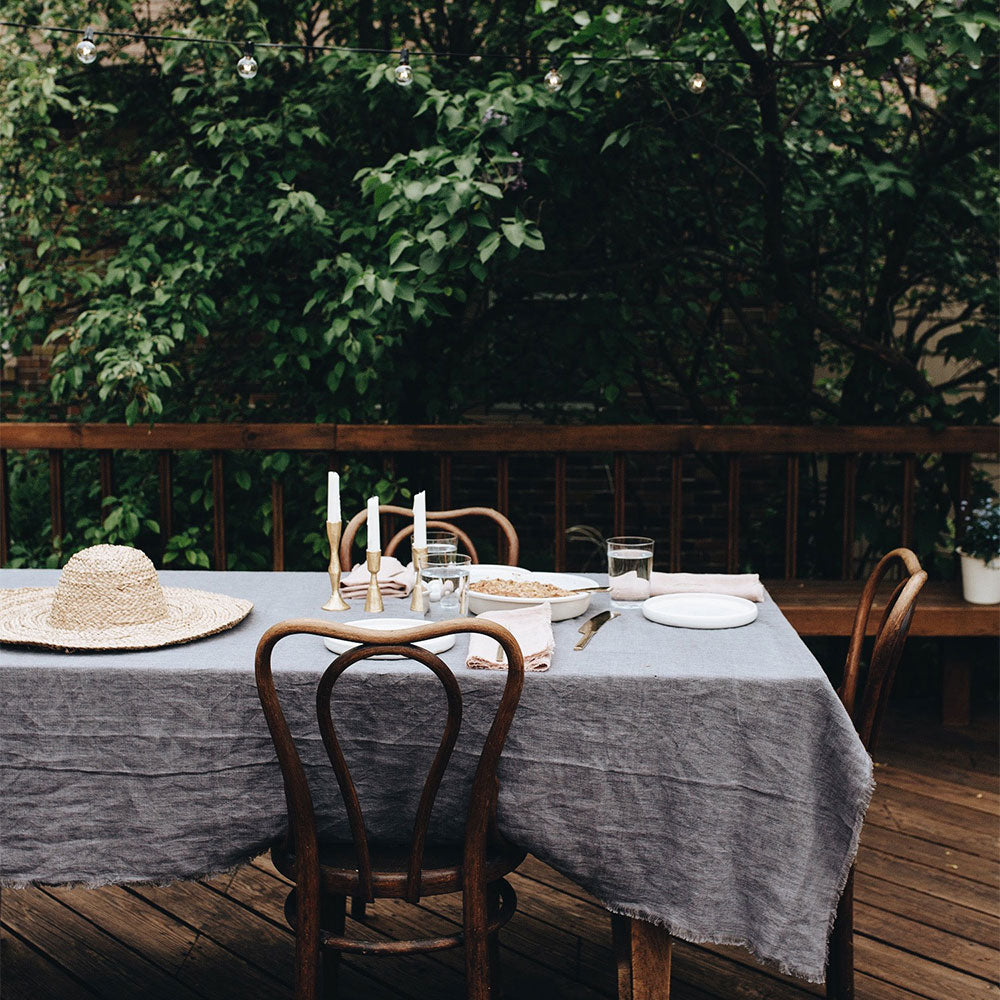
607 536 655 608
423 553 471 613
425 531 458 557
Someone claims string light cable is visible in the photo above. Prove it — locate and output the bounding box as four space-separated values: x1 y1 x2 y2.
0 18 858 88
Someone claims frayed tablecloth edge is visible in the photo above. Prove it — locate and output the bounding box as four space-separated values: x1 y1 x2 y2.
599 755 876 987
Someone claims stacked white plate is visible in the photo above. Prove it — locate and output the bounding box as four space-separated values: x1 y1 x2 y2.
641 593 758 629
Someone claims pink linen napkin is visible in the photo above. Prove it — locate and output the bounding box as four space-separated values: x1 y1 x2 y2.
340 556 417 600
466 604 554 672
651 571 765 602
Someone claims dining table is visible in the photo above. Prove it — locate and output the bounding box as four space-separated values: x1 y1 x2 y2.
0 567 874 999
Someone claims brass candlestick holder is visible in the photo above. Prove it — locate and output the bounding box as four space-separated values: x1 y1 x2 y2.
364 550 384 613
322 521 350 612
409 545 429 615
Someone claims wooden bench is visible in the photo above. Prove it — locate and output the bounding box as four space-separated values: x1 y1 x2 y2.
767 580 998 726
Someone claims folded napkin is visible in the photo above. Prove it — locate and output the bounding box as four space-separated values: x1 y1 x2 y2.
651 571 765 602
340 556 417 600
466 604 554 673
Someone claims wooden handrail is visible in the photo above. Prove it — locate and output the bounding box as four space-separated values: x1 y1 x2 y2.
1 422 996 574
0 423 996 453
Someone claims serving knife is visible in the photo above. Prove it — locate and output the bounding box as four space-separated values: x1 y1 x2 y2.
574 610 620 650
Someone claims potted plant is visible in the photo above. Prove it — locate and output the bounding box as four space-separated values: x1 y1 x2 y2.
957 498 1000 604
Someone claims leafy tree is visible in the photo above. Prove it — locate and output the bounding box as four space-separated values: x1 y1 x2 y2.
1 0 996 571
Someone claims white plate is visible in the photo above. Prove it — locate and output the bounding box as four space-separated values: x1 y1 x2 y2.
468 572 597 622
322 618 456 659
642 593 759 630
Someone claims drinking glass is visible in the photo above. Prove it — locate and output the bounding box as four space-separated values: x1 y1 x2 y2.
607 537 655 608
423 553 471 613
425 531 458 557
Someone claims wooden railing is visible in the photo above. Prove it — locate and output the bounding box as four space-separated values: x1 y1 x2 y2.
1 423 996 573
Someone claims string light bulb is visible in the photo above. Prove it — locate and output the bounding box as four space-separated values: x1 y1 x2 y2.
544 66 563 92
394 48 413 86
237 42 258 80
75 27 97 64
687 60 707 94
829 64 845 92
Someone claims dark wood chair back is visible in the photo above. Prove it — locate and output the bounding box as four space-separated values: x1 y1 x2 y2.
838 547 927 752
827 548 925 1000
255 617 524 906
339 505 520 568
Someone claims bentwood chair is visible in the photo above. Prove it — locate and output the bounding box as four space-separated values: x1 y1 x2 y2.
255 618 527 1000
340 505 520 568
827 548 927 1000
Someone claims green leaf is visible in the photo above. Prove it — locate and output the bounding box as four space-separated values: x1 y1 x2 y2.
388 238 412 264
501 221 525 248
419 249 443 274
867 26 895 47
727 0 750 10
902 34 927 60
377 277 396 302
478 232 501 263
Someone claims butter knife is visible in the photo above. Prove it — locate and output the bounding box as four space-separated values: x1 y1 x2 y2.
574 610 620 650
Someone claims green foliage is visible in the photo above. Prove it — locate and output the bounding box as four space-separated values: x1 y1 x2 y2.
958 497 1000 563
1 0 996 572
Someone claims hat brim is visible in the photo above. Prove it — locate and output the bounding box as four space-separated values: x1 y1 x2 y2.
0 586 252 651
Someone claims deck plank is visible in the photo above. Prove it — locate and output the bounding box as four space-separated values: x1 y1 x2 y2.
860 824 999 890
858 846 1000 915
0 927 99 1000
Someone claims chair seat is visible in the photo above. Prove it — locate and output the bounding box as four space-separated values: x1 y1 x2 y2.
271 838 527 899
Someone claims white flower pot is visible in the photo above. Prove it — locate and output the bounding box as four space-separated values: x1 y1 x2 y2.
958 551 1000 605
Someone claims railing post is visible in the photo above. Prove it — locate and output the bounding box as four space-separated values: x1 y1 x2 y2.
439 455 452 509
49 450 64 551
496 455 510 562
211 451 226 570
98 450 114 522
841 455 857 580
901 455 915 549
727 456 741 574
956 455 972 548
0 449 8 567
669 455 682 572
158 452 173 562
613 453 626 538
785 455 799 580
554 454 567 573
272 479 285 572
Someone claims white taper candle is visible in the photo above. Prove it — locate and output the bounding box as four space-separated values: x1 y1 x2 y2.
367 496 380 551
413 491 427 548
327 471 341 523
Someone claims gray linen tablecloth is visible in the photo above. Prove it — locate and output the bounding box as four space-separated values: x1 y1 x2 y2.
0 569 873 982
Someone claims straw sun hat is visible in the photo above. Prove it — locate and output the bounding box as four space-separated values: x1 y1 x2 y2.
0 544 252 651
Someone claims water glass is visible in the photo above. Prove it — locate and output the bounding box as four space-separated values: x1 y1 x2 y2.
423 553 471 613
607 537 655 608
425 531 458 557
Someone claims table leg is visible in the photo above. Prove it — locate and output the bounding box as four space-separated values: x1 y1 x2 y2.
611 913 672 1000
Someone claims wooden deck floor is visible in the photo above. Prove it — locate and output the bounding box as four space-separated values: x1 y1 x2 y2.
3 702 998 1000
